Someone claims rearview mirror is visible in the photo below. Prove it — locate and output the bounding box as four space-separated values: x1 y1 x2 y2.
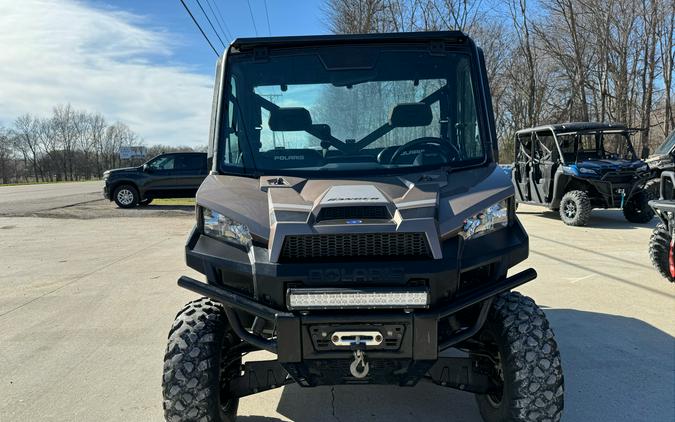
389 103 433 128
268 107 312 132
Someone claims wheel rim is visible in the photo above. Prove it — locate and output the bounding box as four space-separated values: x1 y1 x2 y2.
116 189 134 206
475 330 505 408
486 349 504 407
564 200 577 218
219 336 241 414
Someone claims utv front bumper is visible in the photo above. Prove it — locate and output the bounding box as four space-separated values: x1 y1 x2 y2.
589 172 650 208
178 222 534 388
178 268 535 389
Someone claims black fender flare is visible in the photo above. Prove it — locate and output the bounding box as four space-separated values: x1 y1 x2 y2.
550 171 572 209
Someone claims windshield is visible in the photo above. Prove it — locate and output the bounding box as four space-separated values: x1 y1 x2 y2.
219 46 487 175
654 131 675 156
557 131 637 162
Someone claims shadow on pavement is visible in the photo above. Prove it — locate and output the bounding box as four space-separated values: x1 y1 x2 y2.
517 208 657 230
546 309 674 422
263 309 673 422
138 204 194 212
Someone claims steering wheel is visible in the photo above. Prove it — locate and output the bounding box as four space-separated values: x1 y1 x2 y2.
388 137 459 164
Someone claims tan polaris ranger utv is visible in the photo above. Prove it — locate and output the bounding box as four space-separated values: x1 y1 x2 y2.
162 31 564 422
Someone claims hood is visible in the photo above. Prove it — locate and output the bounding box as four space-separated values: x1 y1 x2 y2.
573 159 647 175
196 163 514 262
104 166 140 175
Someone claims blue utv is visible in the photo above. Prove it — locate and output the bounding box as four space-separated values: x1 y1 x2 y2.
512 122 653 226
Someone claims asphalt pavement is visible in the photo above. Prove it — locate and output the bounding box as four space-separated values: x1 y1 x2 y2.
0 181 103 216
0 200 673 422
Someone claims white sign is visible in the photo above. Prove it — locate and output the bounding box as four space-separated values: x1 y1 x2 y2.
119 146 146 160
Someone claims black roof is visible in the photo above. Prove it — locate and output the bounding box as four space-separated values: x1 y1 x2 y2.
517 122 631 135
157 151 206 155
230 31 469 51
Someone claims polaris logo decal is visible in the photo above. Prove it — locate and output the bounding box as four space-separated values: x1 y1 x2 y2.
273 155 304 160
307 267 405 283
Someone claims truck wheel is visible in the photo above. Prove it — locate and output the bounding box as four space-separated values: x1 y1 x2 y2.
473 292 564 422
644 178 660 200
623 190 654 223
649 223 675 282
113 184 139 208
163 298 241 422
559 190 591 226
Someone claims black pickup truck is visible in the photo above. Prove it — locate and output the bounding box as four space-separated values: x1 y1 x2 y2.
103 152 207 208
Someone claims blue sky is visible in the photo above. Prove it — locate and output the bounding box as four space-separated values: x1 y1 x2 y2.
0 0 327 147
88 0 328 75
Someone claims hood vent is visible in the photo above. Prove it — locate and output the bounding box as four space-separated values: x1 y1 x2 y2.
316 206 390 223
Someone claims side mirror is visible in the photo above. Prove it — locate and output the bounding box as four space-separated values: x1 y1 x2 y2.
143 163 152 173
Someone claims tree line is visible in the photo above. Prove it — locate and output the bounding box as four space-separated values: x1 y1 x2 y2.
325 0 675 162
0 104 201 184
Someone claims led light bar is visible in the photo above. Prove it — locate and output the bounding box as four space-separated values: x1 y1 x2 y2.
286 288 430 310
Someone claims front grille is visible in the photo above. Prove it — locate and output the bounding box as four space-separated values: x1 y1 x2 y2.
602 171 635 183
316 206 389 222
280 232 431 261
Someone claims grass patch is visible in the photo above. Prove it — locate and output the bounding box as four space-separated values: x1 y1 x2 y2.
0 180 100 187
151 198 196 206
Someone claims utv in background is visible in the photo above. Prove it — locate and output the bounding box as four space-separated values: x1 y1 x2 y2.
648 171 675 283
162 31 564 422
512 122 653 226
644 130 675 198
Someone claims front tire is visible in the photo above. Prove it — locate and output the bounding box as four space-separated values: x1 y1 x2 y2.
473 292 564 422
162 298 241 422
644 178 660 200
113 184 139 208
649 223 675 282
559 190 591 226
623 190 654 223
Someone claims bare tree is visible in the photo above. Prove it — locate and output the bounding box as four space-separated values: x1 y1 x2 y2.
323 0 675 159
659 0 675 134
12 114 44 182
0 127 14 184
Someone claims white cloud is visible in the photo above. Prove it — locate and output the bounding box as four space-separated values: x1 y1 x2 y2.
0 0 214 147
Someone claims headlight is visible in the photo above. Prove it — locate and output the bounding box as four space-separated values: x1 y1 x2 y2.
638 164 649 172
578 167 597 174
202 208 252 248
460 200 509 240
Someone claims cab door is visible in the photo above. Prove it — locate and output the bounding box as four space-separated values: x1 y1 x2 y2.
144 154 179 197
531 130 557 204
172 154 208 197
513 134 532 202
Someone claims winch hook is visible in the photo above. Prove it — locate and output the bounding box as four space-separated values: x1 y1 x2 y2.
350 349 369 379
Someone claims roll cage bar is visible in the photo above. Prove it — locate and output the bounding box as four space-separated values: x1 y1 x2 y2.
516 126 639 165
